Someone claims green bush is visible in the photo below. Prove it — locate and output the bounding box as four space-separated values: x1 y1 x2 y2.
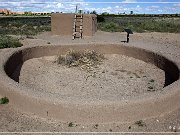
0 35 23 49
97 15 105 22
98 22 122 32
0 17 51 36
98 17 180 33
0 97 9 104
135 120 146 127
68 122 74 127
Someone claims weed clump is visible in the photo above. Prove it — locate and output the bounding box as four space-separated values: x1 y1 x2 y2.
0 35 22 49
0 97 9 104
150 79 155 82
94 124 99 129
68 122 77 127
56 50 105 71
135 120 146 127
147 79 156 92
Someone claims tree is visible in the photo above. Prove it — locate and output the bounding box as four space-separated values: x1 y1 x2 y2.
101 12 109 16
24 12 29 15
90 10 97 15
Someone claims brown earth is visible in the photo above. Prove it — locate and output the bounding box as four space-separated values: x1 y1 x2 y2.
0 31 180 134
19 54 164 103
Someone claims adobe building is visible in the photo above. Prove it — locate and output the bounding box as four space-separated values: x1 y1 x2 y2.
51 13 97 37
0 9 14 15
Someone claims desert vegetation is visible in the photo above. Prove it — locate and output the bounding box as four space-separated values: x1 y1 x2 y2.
134 120 147 127
0 35 22 49
0 97 9 104
0 17 50 48
68 122 78 127
0 17 51 36
97 15 180 33
56 50 105 71
0 14 179 49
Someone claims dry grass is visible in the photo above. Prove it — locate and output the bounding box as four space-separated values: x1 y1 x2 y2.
56 50 105 71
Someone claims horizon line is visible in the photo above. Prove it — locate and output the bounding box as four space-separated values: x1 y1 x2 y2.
0 2 180 4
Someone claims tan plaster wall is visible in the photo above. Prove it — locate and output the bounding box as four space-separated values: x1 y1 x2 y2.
0 44 179 123
51 13 97 36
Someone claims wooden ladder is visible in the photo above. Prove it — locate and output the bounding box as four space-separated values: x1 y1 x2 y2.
72 13 83 40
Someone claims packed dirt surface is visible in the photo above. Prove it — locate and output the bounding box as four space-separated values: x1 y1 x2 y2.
0 31 180 133
19 54 164 103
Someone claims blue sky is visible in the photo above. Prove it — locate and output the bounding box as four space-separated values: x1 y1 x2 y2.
0 0 180 14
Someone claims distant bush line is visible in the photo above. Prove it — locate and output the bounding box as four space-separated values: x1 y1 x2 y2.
0 16 179 49
97 15 180 33
0 17 51 36
0 17 51 49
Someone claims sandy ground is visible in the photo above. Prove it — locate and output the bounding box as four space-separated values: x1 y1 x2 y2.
19 54 164 103
0 31 180 133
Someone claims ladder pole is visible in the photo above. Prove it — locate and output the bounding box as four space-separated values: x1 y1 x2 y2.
72 13 83 40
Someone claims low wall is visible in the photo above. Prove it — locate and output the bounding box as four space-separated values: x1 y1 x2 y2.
0 44 179 123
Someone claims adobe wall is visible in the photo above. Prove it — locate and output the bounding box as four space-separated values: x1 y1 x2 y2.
0 44 179 123
51 13 97 36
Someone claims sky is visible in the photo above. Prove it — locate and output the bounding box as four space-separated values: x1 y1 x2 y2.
0 0 180 14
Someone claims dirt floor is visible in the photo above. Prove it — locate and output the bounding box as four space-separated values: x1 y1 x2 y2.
19 54 164 103
0 31 180 134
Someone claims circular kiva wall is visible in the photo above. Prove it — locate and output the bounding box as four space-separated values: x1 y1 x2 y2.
0 44 179 123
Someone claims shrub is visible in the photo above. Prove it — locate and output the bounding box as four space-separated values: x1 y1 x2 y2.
56 50 105 71
0 17 51 36
68 122 77 127
0 97 9 104
98 17 180 33
135 120 146 127
97 15 105 22
94 124 98 129
98 22 122 32
0 35 23 49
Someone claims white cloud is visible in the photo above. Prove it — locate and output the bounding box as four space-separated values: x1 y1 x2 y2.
0 0 82 12
0 0 179 14
107 6 112 10
173 3 180 10
162 4 180 13
57 3 64 8
122 0 137 3
150 6 160 8
146 5 160 13
173 4 180 6
158 0 168 2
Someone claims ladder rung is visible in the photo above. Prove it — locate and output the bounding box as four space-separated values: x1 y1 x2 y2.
75 25 83 27
73 27 83 30
73 31 83 34
74 29 83 31
76 14 83 16
75 20 83 22
74 17 81 18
